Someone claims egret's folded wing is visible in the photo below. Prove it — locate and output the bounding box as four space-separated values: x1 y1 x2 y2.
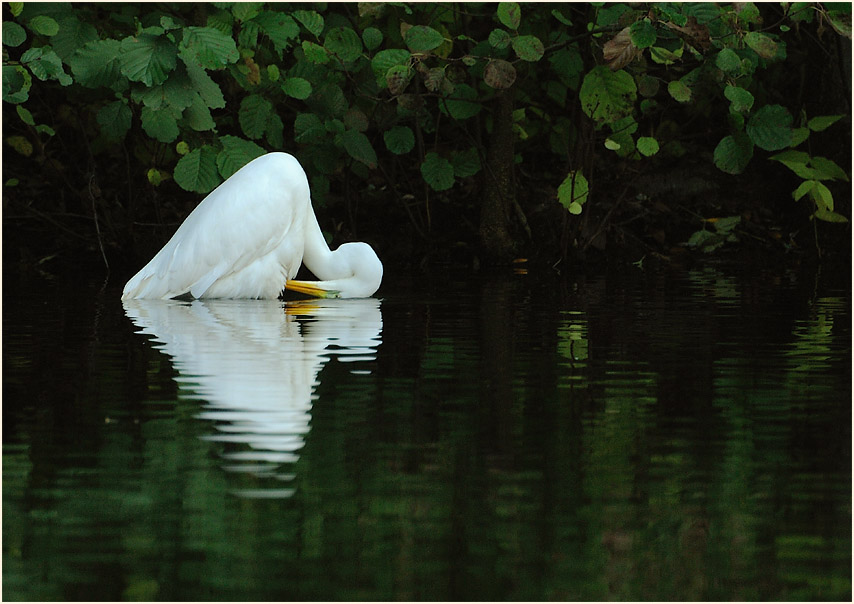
122 157 306 300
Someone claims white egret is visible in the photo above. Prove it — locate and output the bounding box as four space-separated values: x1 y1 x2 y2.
121 152 382 300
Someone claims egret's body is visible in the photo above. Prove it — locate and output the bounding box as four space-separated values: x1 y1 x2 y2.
122 152 382 300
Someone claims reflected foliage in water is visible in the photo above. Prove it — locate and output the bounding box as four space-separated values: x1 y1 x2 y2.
3 265 851 601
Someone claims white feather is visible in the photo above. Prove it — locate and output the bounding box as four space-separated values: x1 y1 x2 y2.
122 152 382 300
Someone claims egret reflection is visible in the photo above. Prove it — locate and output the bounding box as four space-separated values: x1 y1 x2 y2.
123 298 382 498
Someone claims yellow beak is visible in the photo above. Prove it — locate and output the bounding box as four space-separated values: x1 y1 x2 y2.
285 280 341 299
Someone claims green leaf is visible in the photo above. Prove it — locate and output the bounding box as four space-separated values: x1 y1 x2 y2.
343 108 368 132
265 113 284 148
385 64 413 94
650 45 683 65
231 2 263 22
239 94 273 139
769 149 815 179
238 20 260 49
51 16 98 61
439 83 481 120
21 46 72 85
315 82 348 116
629 19 656 49
713 132 754 174
183 59 225 108
579 65 637 126
362 27 383 50
69 39 124 89
3 64 31 103
217 135 266 179
667 80 691 102
808 114 844 132
174 146 221 194
685 229 723 251
404 25 445 52
809 156 849 181
604 138 621 150
746 104 792 151
3 21 27 47
206 9 234 35
383 125 415 154
786 126 809 148
825 5 852 37
813 208 848 223
606 132 635 156
712 215 742 235
15 104 34 125
293 10 324 37
497 2 521 30
637 136 659 156
135 69 196 111
6 135 32 156
724 84 754 112
551 8 573 26
294 112 324 143
183 94 216 131
282 77 312 100
737 2 762 23
302 40 329 64
339 129 377 168
511 35 544 62
141 104 180 142
488 29 511 50
715 48 741 74
96 101 132 141
253 12 300 53
450 147 481 177
483 59 516 89
421 152 455 191
557 171 589 211
371 48 411 85
121 32 177 86
744 31 778 59
179 26 238 70
324 27 362 62
28 15 59 36
9 3 23 17
792 179 815 201
809 180 834 211
147 168 164 186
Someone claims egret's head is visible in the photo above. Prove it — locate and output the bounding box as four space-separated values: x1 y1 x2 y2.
286 242 382 299
335 242 383 298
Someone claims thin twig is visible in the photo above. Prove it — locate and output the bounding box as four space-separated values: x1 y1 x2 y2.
89 173 109 273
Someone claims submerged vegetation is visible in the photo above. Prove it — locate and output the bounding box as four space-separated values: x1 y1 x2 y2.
2 2 851 273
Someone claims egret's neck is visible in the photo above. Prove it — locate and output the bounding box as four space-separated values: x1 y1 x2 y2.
301 204 335 278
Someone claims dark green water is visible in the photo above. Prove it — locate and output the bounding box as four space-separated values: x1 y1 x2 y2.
3 263 851 601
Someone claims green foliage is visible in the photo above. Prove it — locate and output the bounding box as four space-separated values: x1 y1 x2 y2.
174 146 220 194
769 116 850 223
1 1 849 259
421 152 454 191
384 126 415 155
685 216 742 252
557 171 589 215
580 66 637 125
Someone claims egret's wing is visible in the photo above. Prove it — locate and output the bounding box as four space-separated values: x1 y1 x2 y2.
123 154 310 300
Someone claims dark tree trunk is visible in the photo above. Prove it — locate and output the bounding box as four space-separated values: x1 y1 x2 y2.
479 87 517 262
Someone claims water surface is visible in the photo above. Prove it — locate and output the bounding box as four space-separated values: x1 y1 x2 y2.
3 263 851 600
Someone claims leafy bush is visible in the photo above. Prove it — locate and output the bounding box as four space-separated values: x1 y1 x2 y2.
2 2 851 265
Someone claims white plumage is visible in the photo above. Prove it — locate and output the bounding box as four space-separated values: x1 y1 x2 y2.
122 152 382 300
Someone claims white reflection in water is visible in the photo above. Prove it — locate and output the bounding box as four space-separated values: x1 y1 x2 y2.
123 298 382 498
